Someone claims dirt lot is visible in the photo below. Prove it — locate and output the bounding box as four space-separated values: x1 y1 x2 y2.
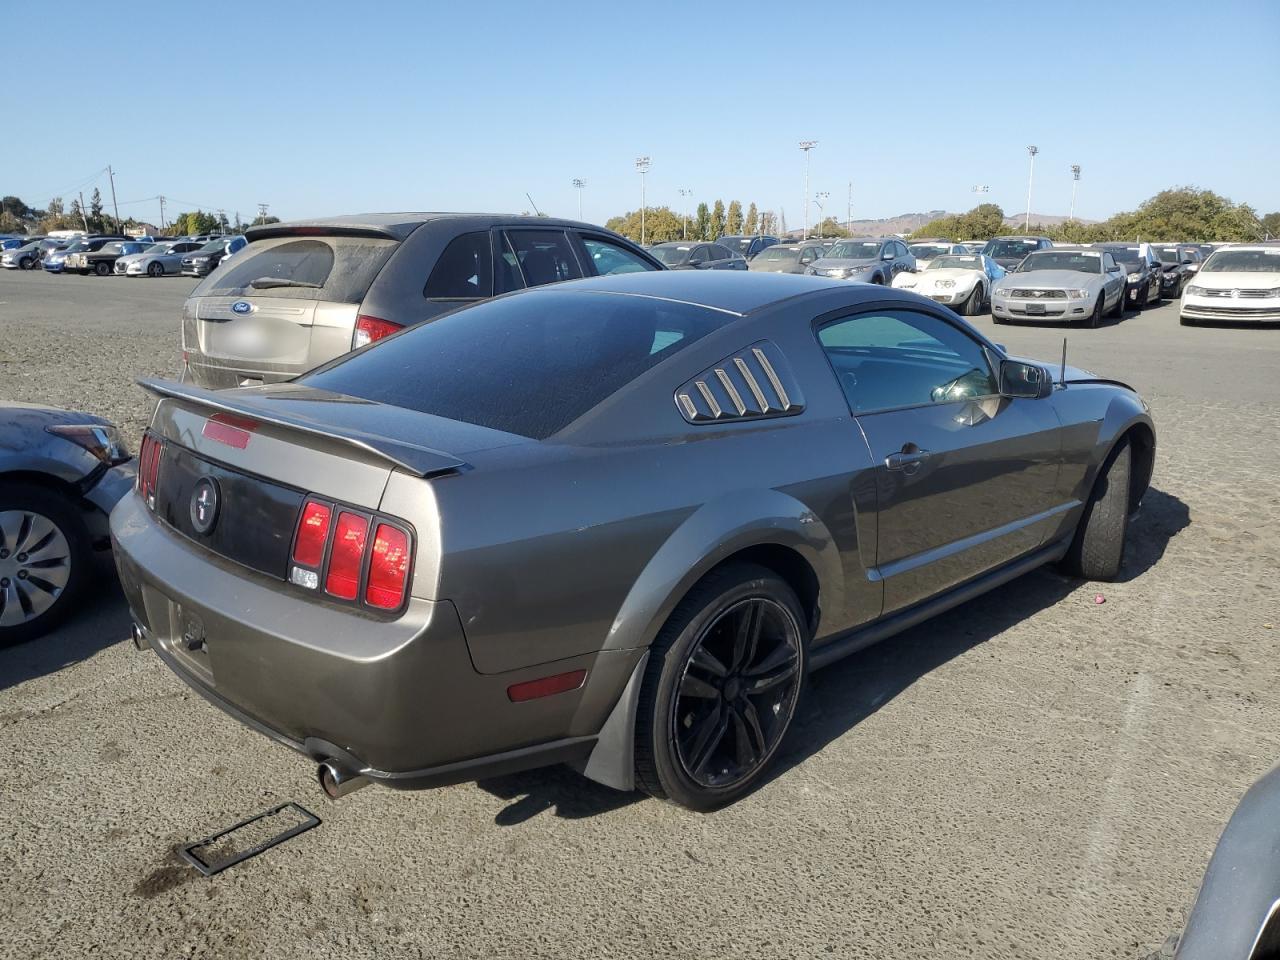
1 268 1278 960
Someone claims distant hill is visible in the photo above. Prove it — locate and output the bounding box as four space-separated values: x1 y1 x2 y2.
786 209 1096 238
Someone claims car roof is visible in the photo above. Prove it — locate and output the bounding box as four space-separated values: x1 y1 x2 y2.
245 212 610 243
527 270 869 316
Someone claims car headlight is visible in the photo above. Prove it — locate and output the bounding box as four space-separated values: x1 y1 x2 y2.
935 279 955 289
45 424 131 465
1185 284 1206 296
994 287 1011 297
1067 289 1090 299
1126 273 1142 282
824 268 849 278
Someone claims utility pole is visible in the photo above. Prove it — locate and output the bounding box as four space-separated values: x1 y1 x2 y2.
799 140 817 240
846 181 852 236
1069 165 1081 222
77 190 89 233
257 202 269 225
678 188 692 240
1024 145 1039 232
571 179 585 221
634 157 650 245
158 196 166 232
106 165 121 233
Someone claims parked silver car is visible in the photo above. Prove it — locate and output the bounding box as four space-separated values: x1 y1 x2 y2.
991 246 1126 327
181 214 664 389
805 237 915 284
745 242 827 274
115 240 204 277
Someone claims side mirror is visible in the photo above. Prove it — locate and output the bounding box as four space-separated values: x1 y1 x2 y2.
882 252 895 261
1000 359 1051 399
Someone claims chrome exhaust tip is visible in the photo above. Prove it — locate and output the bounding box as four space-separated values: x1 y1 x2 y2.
130 623 150 651
318 760 369 800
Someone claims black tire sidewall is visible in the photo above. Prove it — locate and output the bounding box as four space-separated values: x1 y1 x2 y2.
149 262 163 277
635 564 809 811
0 482 94 646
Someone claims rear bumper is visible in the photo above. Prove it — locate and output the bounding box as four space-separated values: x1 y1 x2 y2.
110 492 640 785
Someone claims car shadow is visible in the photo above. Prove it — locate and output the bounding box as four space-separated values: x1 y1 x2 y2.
0 554 130 693
478 486 1189 820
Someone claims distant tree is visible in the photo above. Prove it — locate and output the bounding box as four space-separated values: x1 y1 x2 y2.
710 200 726 240
603 206 685 245
89 188 104 231
759 210 777 236
694 202 710 240
911 203 1007 241
0 212 26 235
171 210 222 236
68 197 85 227
2 196 33 220
233 211 244 232
726 200 743 236
744 203 759 236
811 217 849 238
47 196 64 217
250 214 281 227
1263 212 1280 239
218 212 230 232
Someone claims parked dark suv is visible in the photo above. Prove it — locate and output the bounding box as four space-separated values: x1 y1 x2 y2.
982 236 1054 271
1095 243 1163 310
182 214 665 388
717 234 779 259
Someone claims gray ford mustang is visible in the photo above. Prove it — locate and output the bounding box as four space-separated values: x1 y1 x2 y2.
111 271 1155 810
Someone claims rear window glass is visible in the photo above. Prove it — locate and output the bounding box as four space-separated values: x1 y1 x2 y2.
191 236 397 302
424 232 493 299
300 290 736 439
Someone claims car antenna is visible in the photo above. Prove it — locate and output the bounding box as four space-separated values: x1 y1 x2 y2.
525 193 543 217
1059 337 1067 386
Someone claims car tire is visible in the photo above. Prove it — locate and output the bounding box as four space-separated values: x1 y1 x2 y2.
1061 440 1131 582
19 257 33 271
634 563 809 812
963 285 984 316
0 482 93 647
147 261 164 278
1136 286 1148 310
1082 294 1104 328
1107 288 1124 319
94 262 111 276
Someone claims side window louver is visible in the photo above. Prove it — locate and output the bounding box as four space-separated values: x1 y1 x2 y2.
675 340 805 424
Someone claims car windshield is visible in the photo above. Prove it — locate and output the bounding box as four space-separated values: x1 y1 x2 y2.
929 256 981 271
721 238 755 254
987 240 1040 257
826 241 880 260
1104 247 1143 265
757 247 800 261
301 290 737 439
196 240 225 253
1018 251 1102 274
1155 248 1181 264
650 245 693 265
142 243 172 254
1200 249 1280 272
63 241 88 253
910 244 952 258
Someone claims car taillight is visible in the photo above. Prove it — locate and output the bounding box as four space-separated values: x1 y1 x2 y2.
352 314 402 349
324 512 369 600
365 524 410 609
292 500 332 568
136 432 165 509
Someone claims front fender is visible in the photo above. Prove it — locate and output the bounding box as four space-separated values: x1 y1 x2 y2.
602 487 843 655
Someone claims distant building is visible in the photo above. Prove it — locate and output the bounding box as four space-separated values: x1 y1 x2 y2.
125 223 160 238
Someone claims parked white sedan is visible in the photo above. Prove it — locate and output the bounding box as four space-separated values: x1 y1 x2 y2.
893 254 1005 315
1181 244 1280 326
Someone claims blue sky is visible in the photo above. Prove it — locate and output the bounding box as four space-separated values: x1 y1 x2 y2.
10 0 1279 227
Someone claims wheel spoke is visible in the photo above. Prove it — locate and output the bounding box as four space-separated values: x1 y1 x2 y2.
18 578 57 617
680 672 720 700
0 581 26 626
690 646 728 679
729 708 758 770
731 602 763 672
0 511 24 553
18 513 57 555
686 704 729 777
739 698 768 758
745 657 800 695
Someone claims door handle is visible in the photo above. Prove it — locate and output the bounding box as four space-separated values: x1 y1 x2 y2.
885 449 931 471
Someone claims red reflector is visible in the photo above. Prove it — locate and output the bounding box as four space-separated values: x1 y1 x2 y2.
506 670 588 703
365 524 410 609
292 501 332 567
137 433 164 507
353 314 403 349
324 512 368 600
201 413 256 449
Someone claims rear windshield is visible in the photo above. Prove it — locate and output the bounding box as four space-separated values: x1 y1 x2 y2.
986 240 1040 257
300 289 736 439
650 245 693 265
758 247 799 261
721 237 753 254
190 235 398 301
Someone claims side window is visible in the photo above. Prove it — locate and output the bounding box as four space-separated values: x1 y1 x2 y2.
692 245 711 262
817 310 998 414
800 247 816 264
503 230 583 288
1103 254 1116 272
580 235 654 275
709 244 732 261
424 232 493 299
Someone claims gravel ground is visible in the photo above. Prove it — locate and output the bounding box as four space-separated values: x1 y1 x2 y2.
1 269 1278 960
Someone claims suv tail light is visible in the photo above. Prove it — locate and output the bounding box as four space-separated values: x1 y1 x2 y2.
353 314 402 349
136 432 165 509
288 497 413 613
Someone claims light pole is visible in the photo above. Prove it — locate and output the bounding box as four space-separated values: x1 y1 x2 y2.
1069 165 1081 222
1024 145 1038 232
678 188 693 240
634 157 651 245
846 181 852 235
799 140 817 239
572 178 585 220
812 191 829 235
972 184 989 196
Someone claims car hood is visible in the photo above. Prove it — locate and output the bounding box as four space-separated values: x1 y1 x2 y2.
1190 271 1280 289
999 270 1100 289
908 268 981 285
0 402 114 453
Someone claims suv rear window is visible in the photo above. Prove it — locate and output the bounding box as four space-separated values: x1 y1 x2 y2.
191 236 398 302
300 289 736 439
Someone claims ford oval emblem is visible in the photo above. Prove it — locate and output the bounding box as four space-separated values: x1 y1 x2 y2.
231 300 253 315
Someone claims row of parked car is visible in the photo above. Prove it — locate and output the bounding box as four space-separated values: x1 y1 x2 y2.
0 232 247 277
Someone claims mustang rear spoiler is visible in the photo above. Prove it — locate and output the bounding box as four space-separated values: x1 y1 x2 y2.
137 378 468 478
